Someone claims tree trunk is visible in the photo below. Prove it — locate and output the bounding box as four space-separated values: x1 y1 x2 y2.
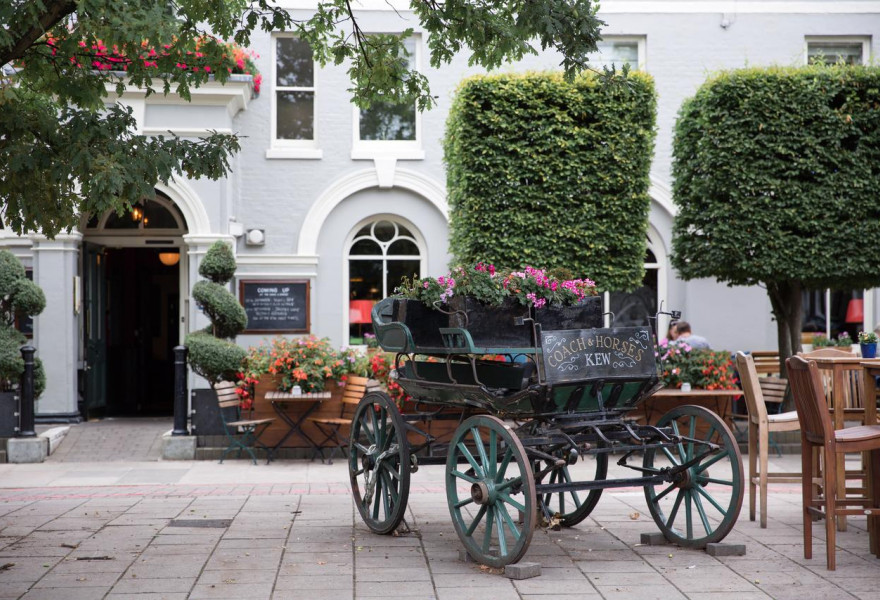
766 281 804 378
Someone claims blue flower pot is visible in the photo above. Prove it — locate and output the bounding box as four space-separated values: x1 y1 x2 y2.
860 343 877 359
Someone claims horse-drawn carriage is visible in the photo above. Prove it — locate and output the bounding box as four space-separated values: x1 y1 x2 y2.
348 296 743 567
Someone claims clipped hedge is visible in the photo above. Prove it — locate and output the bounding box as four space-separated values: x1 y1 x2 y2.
192 280 247 339
672 65 880 290
444 71 657 292
185 241 247 385
185 330 247 384
0 250 46 396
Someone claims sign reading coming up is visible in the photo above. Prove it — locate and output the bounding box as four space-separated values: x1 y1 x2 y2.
540 327 656 384
238 280 309 333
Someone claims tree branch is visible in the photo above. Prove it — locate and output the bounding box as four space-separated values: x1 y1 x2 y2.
1 0 77 66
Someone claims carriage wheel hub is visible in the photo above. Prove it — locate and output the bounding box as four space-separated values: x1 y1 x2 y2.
471 481 496 506
362 445 378 471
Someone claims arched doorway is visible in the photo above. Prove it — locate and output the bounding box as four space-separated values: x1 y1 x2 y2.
81 193 188 417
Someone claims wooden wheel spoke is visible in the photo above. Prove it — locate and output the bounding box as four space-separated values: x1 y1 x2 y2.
685 490 694 539
497 492 526 514
487 430 498 479
698 476 733 486
465 504 488 536
380 460 400 481
457 442 485 478
696 450 728 474
498 502 521 540
494 507 508 556
654 481 678 503
482 505 495 553
471 427 490 470
452 469 480 484
671 421 687 462
454 496 475 509
352 441 370 455
666 488 685 529
695 483 728 516
660 446 681 466
495 476 521 494
692 490 713 536
360 419 376 445
495 447 513 482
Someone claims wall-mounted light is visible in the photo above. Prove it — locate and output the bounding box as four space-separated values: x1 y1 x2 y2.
245 228 265 246
159 251 180 266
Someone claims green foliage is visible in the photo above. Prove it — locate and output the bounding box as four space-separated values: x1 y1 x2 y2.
3 0 606 237
188 241 245 383
0 324 45 397
10 278 46 318
859 331 879 345
444 71 657 292
185 330 247 385
0 251 25 296
198 241 237 284
672 65 880 290
192 280 248 339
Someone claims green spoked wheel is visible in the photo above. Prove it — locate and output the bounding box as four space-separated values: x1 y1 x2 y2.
539 451 608 527
349 391 411 535
446 415 536 567
643 405 744 548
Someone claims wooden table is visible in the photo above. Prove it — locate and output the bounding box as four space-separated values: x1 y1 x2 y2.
641 388 743 431
265 390 331 461
862 360 880 553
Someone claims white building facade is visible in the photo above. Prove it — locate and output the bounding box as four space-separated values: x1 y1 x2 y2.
4 1 879 419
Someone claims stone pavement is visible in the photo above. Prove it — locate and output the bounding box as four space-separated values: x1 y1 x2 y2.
0 451 879 600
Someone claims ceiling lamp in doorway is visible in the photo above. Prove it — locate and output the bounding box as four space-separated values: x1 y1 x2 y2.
159 251 180 266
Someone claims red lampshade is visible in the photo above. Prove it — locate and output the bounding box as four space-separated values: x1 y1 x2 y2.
349 300 375 324
845 298 864 324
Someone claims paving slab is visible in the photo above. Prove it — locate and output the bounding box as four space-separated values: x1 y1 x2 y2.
0 452 879 599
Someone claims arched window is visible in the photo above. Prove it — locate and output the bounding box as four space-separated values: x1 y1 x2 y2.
347 219 422 344
84 193 187 234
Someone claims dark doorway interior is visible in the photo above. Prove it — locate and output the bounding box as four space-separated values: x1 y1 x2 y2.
105 248 179 416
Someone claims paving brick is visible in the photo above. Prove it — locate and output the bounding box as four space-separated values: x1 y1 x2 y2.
504 561 542 579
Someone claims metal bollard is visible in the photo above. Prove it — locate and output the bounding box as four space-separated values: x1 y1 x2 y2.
18 345 36 438
172 345 189 436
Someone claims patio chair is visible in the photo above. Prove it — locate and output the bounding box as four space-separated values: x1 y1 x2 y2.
786 356 880 570
216 380 274 465
308 376 370 463
734 352 800 528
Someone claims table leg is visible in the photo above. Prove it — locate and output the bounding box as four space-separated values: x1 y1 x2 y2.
269 401 323 462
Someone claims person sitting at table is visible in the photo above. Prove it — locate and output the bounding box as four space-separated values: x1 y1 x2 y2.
661 321 679 345
673 321 711 350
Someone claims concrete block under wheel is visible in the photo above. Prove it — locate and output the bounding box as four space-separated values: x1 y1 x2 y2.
706 543 746 556
640 532 668 545
458 549 475 563
504 562 542 579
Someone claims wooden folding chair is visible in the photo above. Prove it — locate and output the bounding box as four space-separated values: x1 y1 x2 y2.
786 356 880 570
308 376 369 463
734 352 800 528
216 380 274 465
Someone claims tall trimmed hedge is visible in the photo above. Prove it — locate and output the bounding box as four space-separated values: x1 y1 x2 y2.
444 71 657 292
671 65 880 366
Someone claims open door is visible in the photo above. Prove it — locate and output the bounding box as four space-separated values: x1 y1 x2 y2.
83 242 107 417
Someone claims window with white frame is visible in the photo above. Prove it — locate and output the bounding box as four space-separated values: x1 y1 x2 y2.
806 36 870 65
592 36 645 71
347 220 423 344
268 36 321 159
352 36 422 159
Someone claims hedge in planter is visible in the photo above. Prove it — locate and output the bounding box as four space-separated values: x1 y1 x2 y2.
0 250 46 396
444 71 657 292
671 64 880 372
185 241 247 384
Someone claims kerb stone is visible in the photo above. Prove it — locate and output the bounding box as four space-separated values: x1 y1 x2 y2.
706 542 747 557
504 562 542 579
162 432 197 460
7 436 48 463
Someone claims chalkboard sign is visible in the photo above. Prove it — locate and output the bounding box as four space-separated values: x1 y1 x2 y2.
239 280 309 334
540 327 656 384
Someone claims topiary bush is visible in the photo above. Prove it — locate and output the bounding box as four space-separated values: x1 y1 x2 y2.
185 241 248 386
671 64 880 371
0 250 46 395
444 71 657 292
